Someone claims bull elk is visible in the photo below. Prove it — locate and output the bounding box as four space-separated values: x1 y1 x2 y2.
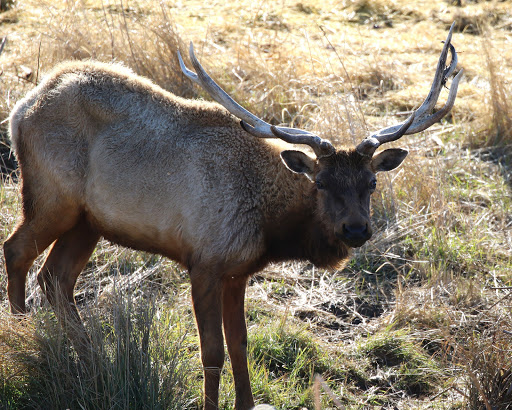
3 24 461 409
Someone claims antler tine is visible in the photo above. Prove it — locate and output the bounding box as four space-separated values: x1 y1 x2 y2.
356 23 462 157
179 43 270 132
370 64 463 141
356 112 416 157
411 22 456 123
405 68 462 133
444 43 458 80
177 48 200 86
179 42 336 158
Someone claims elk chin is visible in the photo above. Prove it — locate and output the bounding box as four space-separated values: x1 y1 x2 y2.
335 231 372 248
341 237 369 248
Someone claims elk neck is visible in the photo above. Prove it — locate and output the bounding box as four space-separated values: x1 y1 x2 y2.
262 164 350 269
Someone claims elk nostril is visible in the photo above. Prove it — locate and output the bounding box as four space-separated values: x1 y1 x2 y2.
341 223 372 242
343 224 368 237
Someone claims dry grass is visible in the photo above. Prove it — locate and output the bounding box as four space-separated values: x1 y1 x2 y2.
0 293 197 409
1 0 512 408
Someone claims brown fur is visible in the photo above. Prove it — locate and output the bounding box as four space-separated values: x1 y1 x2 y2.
3 61 407 410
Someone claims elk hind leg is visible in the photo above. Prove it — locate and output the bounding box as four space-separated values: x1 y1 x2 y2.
4 212 78 314
37 216 100 352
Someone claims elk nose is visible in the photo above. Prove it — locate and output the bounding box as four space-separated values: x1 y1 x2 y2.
343 223 368 238
339 223 372 246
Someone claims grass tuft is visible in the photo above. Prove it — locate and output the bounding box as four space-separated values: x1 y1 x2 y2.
454 319 512 410
355 330 442 398
482 36 512 147
0 294 197 409
220 320 345 409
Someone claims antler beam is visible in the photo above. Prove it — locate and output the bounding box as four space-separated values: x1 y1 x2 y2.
356 22 463 157
178 43 336 158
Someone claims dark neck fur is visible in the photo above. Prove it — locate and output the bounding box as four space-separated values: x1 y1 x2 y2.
263 186 350 269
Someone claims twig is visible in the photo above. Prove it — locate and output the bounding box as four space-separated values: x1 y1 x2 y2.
430 382 468 401
313 373 321 410
35 35 42 86
489 292 512 308
0 36 6 56
451 385 469 399
314 374 345 409
468 370 492 410
120 0 140 73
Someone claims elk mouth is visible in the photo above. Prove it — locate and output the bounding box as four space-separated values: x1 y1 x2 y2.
338 236 370 248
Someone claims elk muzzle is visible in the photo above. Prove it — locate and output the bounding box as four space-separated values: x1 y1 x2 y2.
336 221 373 248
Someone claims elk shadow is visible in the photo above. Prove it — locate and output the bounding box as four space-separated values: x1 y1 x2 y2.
1 124 18 182
474 145 512 191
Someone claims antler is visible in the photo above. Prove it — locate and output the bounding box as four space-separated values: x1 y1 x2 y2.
356 22 463 157
178 43 336 158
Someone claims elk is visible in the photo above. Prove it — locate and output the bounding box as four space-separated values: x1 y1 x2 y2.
3 24 461 409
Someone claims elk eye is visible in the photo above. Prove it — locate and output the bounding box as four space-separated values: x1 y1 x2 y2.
369 178 377 192
315 180 325 190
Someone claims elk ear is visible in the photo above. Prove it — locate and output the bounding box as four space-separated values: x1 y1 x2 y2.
280 150 316 180
371 148 408 172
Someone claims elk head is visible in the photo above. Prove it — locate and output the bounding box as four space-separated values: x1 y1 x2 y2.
178 23 462 248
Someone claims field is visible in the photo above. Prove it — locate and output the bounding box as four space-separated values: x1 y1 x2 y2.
0 0 511 408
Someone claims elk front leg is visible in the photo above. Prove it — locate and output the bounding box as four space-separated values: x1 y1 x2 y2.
222 275 254 410
190 269 225 410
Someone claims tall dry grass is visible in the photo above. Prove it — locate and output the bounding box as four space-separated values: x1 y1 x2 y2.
0 292 197 409
482 36 512 147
